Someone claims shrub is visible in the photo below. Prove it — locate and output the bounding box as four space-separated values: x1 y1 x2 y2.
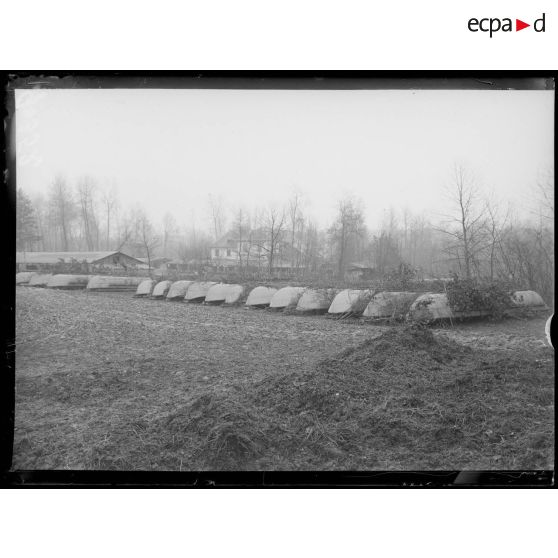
446 279 514 319
379 263 417 291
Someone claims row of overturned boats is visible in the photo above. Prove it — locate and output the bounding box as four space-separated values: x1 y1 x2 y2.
16 271 548 322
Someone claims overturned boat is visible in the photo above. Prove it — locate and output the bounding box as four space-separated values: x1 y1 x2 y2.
135 279 157 297
16 271 38 285
509 290 547 309
269 286 306 309
363 291 419 320
166 280 194 300
205 283 245 305
184 281 217 302
328 289 373 315
46 274 90 290
408 293 454 321
27 273 53 287
205 283 230 304
223 284 245 304
407 293 492 321
86 275 144 291
296 288 337 313
151 280 173 298
245 286 278 308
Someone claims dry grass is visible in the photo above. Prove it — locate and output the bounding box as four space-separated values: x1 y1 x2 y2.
13 287 554 471
256 326 554 470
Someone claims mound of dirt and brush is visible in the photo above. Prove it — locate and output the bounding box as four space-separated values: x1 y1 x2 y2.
158 326 553 470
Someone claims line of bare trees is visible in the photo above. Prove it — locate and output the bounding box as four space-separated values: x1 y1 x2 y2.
17 175 162 267
434 166 554 304
16 166 554 304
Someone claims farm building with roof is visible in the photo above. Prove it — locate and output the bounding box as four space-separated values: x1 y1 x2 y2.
16 251 146 273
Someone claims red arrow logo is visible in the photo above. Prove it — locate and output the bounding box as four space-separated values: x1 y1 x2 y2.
516 19 530 31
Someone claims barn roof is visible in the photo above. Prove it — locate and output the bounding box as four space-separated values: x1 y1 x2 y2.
16 251 143 265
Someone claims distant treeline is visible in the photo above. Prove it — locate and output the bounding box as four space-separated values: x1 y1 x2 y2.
16 166 554 304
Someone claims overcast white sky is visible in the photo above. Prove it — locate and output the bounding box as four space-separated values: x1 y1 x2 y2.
15 88 554 232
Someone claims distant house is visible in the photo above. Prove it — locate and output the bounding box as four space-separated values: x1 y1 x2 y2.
209 229 303 271
210 230 268 268
16 250 145 272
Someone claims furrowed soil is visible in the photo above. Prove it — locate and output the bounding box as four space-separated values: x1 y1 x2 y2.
13 287 554 470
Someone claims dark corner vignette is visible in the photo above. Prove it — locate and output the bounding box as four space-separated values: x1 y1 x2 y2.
1 71 555 488
2 76 16 482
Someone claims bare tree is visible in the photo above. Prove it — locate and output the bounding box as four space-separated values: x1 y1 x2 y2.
31 193 47 250
207 194 225 241
162 212 179 257
370 231 402 274
484 198 510 280
114 206 133 252
102 184 119 250
49 175 76 251
258 205 286 274
177 225 212 264
231 207 250 270
301 221 321 274
117 205 147 255
16 188 39 251
294 212 306 271
498 214 554 305
401 207 411 263
535 168 554 223
328 197 366 277
288 191 302 269
77 176 99 251
235 208 245 269
137 211 160 275
437 166 488 279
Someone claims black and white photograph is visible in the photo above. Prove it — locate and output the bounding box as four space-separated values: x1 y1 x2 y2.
7 76 554 477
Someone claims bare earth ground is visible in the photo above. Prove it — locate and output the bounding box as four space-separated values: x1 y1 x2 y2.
13 287 554 471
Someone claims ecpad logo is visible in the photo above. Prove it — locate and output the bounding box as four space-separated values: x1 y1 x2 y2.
468 13 546 37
